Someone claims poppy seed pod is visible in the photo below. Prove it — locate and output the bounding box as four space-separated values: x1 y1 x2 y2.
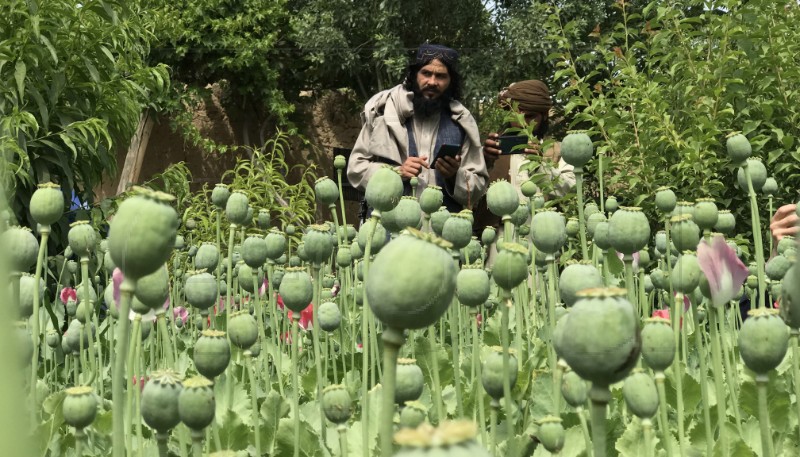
537 416 566 454
762 177 778 196
314 177 339 206
557 287 640 387
560 131 593 168
178 377 216 431
456 265 491 307
357 220 388 254
486 179 519 217
671 251 701 294
279 267 314 313
184 271 219 311
670 215 700 252
605 196 619 213
194 243 219 272
726 133 752 164
63 386 97 430
334 154 347 170
739 308 789 374
481 226 496 246
492 242 529 290
640 317 675 372
737 158 768 192
303 225 333 265
393 421 491 457
586 212 606 239
419 185 444 215
654 186 677 213
430 207 451 236
141 370 183 432
108 188 178 280
510 200 530 227
482 347 517 400
399 401 427 429
395 358 424 404
322 384 352 424
559 261 603 307
531 209 567 254
264 229 287 260
608 207 650 255
225 191 249 226
318 301 341 332
393 196 423 231
211 184 230 209
693 198 719 231
366 229 456 329
623 369 659 418
228 310 258 350
135 264 170 310
30 182 64 226
193 330 230 379
714 210 736 235
366 165 403 212
256 209 270 229
242 234 268 268
68 221 96 258
442 213 473 250
561 369 589 408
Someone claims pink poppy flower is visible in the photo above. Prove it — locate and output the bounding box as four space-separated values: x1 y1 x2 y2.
260 278 269 296
173 306 189 325
287 303 314 331
616 251 640 271
112 268 124 304
476 313 483 328
697 234 749 308
60 287 77 304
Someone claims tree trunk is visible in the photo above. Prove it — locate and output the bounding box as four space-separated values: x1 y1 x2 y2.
116 111 154 194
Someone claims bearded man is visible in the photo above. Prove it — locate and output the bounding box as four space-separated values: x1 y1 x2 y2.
347 44 489 214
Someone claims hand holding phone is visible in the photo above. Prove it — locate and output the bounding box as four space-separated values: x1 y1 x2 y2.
497 134 531 155
430 143 461 168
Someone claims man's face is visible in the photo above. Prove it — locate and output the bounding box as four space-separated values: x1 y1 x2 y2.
510 110 543 130
416 59 451 100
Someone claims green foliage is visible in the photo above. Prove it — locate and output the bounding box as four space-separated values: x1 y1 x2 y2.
0 0 168 222
543 0 800 231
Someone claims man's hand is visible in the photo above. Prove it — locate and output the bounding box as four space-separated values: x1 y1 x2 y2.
483 133 501 167
771 203 799 245
435 155 461 179
399 157 429 179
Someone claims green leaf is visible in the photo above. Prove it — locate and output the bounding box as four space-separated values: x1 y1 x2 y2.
217 409 251 451
274 417 324 456
615 418 658 457
14 60 26 102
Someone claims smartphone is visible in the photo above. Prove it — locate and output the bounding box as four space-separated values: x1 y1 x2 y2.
498 134 530 155
430 143 461 167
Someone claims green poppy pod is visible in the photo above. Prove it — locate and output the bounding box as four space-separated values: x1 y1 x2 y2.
592 221 611 252
264 229 286 260
303 225 333 265
654 186 677 213
365 165 403 212
605 196 619 213
671 201 694 219
315 177 339 206
103 250 117 275
520 179 538 198
778 236 795 256
650 268 667 291
335 245 352 267
333 154 347 170
399 401 427 429
531 209 567 254
193 330 230 379
254 209 270 230
486 179 519 217
566 217 579 237
714 210 736 235
178 376 216 431
141 370 183 432
135 264 170 310
481 226 496 246
442 213 473 250
561 369 589 408
225 191 249 225
671 252 701 294
357 221 387 254
294 243 307 263
508 201 528 228
108 189 178 280
537 416 565 454
322 384 352 424
228 310 258 350
279 267 314 313
430 207 451 236
0 226 38 272
343 224 357 242
347 242 363 263
670 215 700 252
237 264 264 293
270 267 285 289
184 271 218 311
104 283 118 318
623 370 659 418
739 308 789 374
561 131 593 168
67 259 78 274
492 242 529 290
584 201 599 220
381 206 401 234
762 177 778 196
174 235 186 251
18 273 44 319
419 185 444 215
322 273 336 289
366 229 456 329
394 196 423 231
396 358 424 404
559 261 603 307
211 184 230 209
393 421 491 457
746 274 758 289
557 288 640 387
185 218 197 231
781 265 800 328
640 317 674 372
68 221 97 258
461 238 482 264
638 249 652 268
30 182 64 226
46 329 61 349
481 347 517 400
608 207 650 255
318 301 341 332
737 158 768 192
766 254 792 281
195 243 219 272
63 386 97 430
693 198 719 231
242 234 268 268
585 212 606 239
456 265 490 307
726 133 752 164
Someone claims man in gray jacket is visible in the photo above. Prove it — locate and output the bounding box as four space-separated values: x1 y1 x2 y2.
347 44 489 214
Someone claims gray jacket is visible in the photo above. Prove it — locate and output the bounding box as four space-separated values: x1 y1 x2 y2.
347 84 489 209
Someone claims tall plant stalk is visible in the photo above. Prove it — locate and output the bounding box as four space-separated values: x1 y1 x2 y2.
379 327 405 457
112 278 136 457
743 166 766 309
574 168 589 260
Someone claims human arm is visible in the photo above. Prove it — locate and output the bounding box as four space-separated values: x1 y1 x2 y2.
770 203 799 247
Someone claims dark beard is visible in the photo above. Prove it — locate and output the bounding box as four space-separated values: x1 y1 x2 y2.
411 83 451 118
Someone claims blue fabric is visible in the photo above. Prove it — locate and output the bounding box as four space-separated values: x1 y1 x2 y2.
405 109 465 213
